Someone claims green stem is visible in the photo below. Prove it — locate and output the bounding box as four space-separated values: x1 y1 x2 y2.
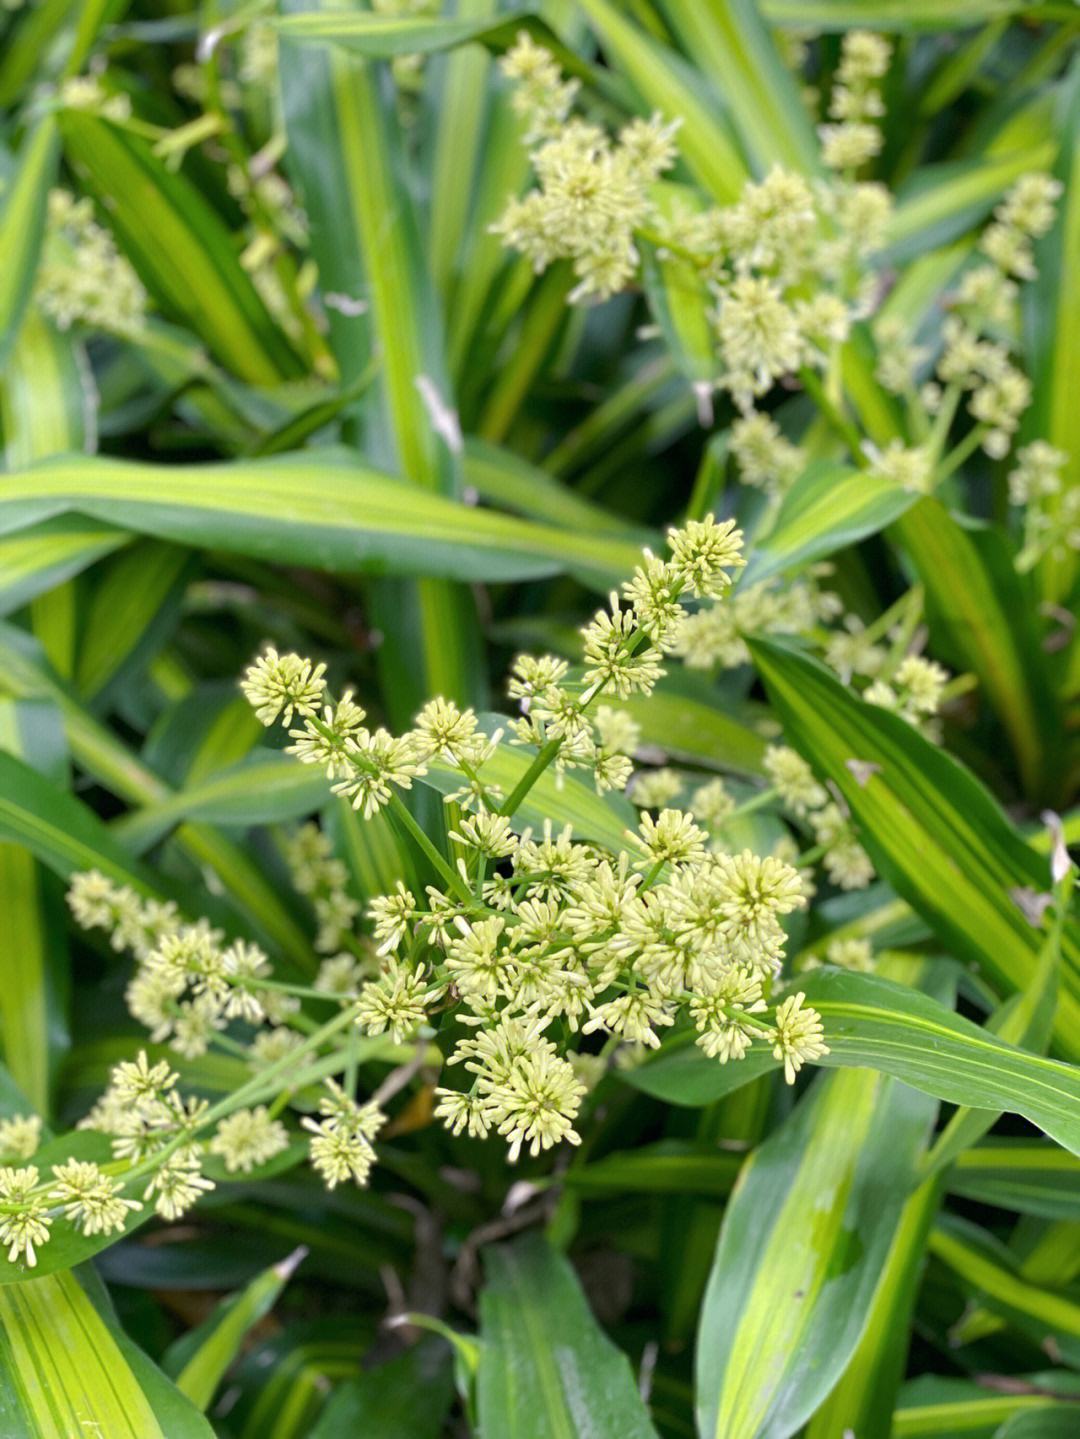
881 586 925 674
388 793 472 903
799 367 868 467
253 977 343 1002
120 1004 358 1188
926 382 962 461
795 842 827 867
936 423 987 483
726 786 780 821
498 737 562 819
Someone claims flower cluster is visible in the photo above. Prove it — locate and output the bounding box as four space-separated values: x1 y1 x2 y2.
877 171 1060 467
496 33 897 414
495 29 1067 526
664 164 892 413
671 569 841 672
494 35 679 301
60 74 132 123
301 1081 385 1189
237 517 829 1173
865 654 950 730
0 1092 183 1266
3 901 393 1268
0 1114 41 1162
1008 441 1078 572
70 874 288 1060
730 409 807 500
283 822 361 953
819 30 891 173
36 189 146 337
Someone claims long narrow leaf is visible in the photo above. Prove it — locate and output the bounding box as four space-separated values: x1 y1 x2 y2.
0 120 58 365
0 1268 213 1436
0 451 643 589
625 967 1080 1155
749 636 1080 1053
477 1234 659 1439
696 1059 935 1438
743 460 915 586
60 113 302 384
167 1250 305 1412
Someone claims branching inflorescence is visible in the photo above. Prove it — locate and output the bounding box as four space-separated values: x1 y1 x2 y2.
0 517 838 1271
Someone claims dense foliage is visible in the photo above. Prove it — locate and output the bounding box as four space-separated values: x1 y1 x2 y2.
0 2 1079 1436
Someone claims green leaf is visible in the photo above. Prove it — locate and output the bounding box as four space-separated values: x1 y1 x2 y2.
761 0 1030 28
280 24 480 718
658 0 822 176
641 225 717 404
951 1216 1080 1351
225 1322 372 1439
114 753 329 854
806 1177 941 1439
616 672 770 776
309 1339 453 1438
929 1215 1080 1355
75 540 192 703
743 460 915 587
463 437 651 539
0 517 127 620
948 1140 1080 1221
0 451 642 591
427 0 498 303
887 144 1056 261
748 636 1080 1056
892 1382 1077 1438
0 0 73 106
579 0 748 202
922 888 1063 1179
561 1140 742 1197
0 1267 213 1436
275 9 593 85
327 798 418 907
995 1407 1080 1437
144 688 262 790
477 1234 659 1439
59 112 302 384
167 1250 305 1412
0 701 69 1115
625 968 1080 1155
278 32 371 388
1 308 96 468
0 748 163 894
895 501 1063 802
0 120 58 365
696 1059 935 1439
445 87 533 388
1026 62 1080 604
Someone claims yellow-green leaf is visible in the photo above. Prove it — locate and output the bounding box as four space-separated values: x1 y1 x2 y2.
0 1268 213 1437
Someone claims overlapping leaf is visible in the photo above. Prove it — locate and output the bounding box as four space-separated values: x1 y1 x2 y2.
749 637 1080 1053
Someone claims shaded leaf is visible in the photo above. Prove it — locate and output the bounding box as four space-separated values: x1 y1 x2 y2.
477 1234 659 1439
0 451 642 591
749 637 1080 1055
